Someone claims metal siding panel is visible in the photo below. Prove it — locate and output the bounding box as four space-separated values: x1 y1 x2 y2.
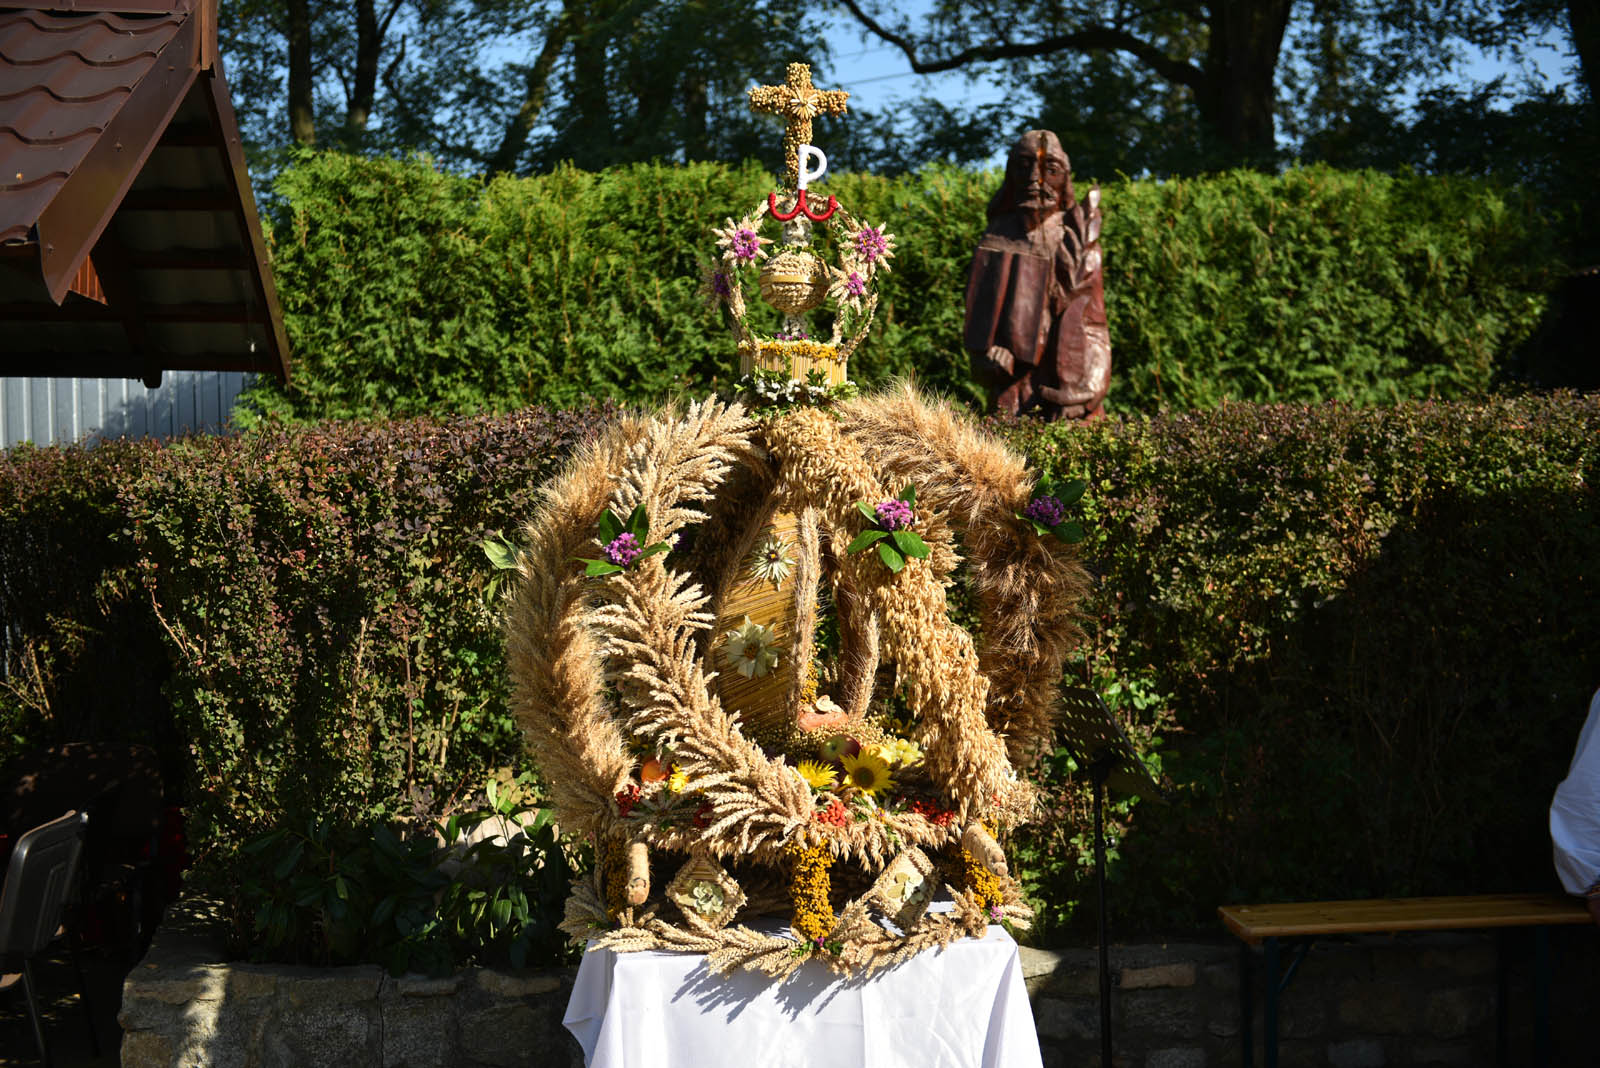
30 378 50 446
120 377 137 439
102 377 128 440
4 379 26 446
53 378 74 443
150 374 172 438
198 370 218 430
79 377 100 441
175 371 194 435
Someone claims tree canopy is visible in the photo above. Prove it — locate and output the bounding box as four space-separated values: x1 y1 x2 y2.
219 0 1593 184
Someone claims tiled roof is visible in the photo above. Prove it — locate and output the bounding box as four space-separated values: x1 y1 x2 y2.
0 9 185 244
0 1 288 385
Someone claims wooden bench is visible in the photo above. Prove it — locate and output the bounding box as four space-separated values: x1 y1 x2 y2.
1218 893 1593 1068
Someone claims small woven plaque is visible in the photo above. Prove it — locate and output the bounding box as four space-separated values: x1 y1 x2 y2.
665 851 747 933
868 847 936 930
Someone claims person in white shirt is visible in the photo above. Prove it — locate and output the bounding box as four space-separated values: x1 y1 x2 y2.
1550 687 1600 925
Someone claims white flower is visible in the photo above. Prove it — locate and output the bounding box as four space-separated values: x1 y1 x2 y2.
723 615 781 678
747 531 794 588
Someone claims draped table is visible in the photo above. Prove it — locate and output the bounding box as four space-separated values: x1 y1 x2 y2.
563 924 1043 1068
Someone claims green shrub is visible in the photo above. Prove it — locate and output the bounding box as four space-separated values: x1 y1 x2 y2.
240 771 573 973
1009 392 1600 933
251 154 1557 421
4 395 1595 947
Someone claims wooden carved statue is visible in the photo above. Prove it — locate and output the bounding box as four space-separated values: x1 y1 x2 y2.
963 130 1110 420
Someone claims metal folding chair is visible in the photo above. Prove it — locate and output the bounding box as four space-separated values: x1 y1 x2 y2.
0 810 91 1067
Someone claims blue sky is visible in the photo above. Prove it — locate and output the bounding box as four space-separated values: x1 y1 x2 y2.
813 11 1578 167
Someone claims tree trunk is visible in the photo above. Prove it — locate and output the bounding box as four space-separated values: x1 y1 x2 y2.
681 70 708 161
490 19 571 174
568 1 612 168
287 0 315 144
345 0 381 139
1199 0 1294 163
1571 0 1600 116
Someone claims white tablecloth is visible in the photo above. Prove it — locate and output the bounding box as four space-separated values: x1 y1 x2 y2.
563 926 1043 1068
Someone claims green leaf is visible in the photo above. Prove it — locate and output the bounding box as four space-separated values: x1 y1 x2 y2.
334 875 349 900
637 542 669 560
1056 478 1088 505
583 559 623 577
899 483 916 506
1054 521 1086 543
855 501 879 524
480 537 517 570
846 528 889 554
273 840 306 880
597 508 622 544
892 530 929 559
625 503 649 538
491 897 513 930
877 541 905 572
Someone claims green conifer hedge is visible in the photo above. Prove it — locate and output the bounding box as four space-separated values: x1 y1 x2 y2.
251 152 1557 421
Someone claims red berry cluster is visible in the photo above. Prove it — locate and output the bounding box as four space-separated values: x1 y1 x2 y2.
615 783 642 816
909 798 955 827
814 798 849 827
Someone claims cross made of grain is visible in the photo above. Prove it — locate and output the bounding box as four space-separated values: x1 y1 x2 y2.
748 63 849 190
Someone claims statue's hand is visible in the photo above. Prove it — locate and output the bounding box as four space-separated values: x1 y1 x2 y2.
984 345 1015 376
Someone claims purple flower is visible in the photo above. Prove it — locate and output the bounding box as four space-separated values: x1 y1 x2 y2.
875 499 914 531
989 904 1003 920
730 228 762 261
711 271 731 297
855 227 888 263
605 532 642 567
844 271 866 297
1023 495 1067 528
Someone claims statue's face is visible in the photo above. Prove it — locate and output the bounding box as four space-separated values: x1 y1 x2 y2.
1007 134 1070 227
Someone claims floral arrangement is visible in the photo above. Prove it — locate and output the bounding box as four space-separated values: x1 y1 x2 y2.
846 484 931 574
1017 477 1089 544
507 386 1090 980
576 505 670 576
502 66 1090 983
706 198 897 372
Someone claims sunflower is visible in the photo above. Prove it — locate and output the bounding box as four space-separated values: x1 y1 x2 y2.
840 751 895 797
722 615 780 678
746 531 794 588
795 760 837 791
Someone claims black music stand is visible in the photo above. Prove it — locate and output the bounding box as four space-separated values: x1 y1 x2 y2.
1055 686 1165 1068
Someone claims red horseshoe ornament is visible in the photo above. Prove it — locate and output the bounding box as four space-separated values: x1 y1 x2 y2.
768 189 837 223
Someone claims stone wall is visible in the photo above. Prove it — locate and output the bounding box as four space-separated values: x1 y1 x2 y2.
121 901 1598 1067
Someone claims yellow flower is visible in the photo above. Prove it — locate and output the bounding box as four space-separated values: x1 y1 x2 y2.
668 767 689 793
840 751 895 797
796 760 837 791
